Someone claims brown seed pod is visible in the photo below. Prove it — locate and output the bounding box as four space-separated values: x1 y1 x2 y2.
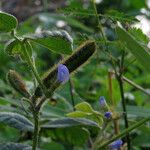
7 70 30 98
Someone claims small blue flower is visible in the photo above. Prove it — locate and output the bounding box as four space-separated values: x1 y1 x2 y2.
109 139 123 150
104 111 112 119
99 96 107 106
57 64 69 83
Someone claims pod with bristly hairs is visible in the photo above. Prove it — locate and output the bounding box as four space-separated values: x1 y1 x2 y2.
34 40 96 98
7 70 30 98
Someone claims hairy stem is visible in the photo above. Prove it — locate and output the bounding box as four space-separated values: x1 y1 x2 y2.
32 111 39 150
22 43 48 98
92 0 106 43
98 117 150 149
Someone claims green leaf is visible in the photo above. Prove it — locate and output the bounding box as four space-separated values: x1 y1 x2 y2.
67 111 92 118
75 102 94 112
5 39 22 56
47 127 89 146
117 105 150 118
106 10 138 23
0 12 18 32
0 143 31 150
128 28 149 46
0 97 21 107
42 118 99 146
42 118 99 129
26 30 73 55
116 27 150 72
0 112 33 132
41 141 65 150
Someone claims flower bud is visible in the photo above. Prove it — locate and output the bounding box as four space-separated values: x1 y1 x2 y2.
7 70 30 98
99 96 107 107
104 111 112 119
109 139 123 150
57 64 69 83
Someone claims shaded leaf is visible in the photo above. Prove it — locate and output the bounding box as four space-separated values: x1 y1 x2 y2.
26 30 73 55
5 40 22 56
0 97 21 107
0 112 33 132
0 12 18 32
42 118 99 129
47 127 89 146
117 105 150 118
0 143 31 150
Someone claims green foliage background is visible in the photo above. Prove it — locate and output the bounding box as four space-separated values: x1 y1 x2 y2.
0 0 150 150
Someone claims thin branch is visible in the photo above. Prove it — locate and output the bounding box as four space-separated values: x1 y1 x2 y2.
98 117 150 149
116 51 131 149
69 79 75 111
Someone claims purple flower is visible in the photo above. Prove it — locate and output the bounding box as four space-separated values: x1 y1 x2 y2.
99 96 107 106
104 111 112 119
57 64 69 83
109 139 123 150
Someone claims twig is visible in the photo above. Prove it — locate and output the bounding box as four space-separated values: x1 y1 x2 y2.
108 71 120 135
122 76 150 96
110 71 150 97
98 117 150 149
116 51 131 149
69 78 75 111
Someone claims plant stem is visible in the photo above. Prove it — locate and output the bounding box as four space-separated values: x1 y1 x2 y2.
22 42 44 150
118 76 131 149
32 111 40 150
122 76 150 96
108 71 120 135
116 51 131 149
92 122 109 150
98 117 150 149
22 43 48 97
69 79 75 111
92 0 106 43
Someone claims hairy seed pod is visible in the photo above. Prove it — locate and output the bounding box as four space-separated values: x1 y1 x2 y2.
7 70 30 98
34 40 96 98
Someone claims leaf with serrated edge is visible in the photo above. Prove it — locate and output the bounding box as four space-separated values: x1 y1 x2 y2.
116 27 150 73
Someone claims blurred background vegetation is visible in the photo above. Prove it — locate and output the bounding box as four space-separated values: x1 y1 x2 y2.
0 0 150 150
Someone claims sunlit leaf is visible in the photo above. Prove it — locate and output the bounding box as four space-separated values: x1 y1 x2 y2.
116 27 150 72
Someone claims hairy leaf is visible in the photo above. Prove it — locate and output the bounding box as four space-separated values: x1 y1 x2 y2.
0 112 33 132
0 143 31 150
0 12 18 32
5 40 22 56
26 30 73 55
75 102 93 112
42 118 99 129
34 40 96 98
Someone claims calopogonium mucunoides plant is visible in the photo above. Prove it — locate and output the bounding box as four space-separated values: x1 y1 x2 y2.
0 11 150 150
